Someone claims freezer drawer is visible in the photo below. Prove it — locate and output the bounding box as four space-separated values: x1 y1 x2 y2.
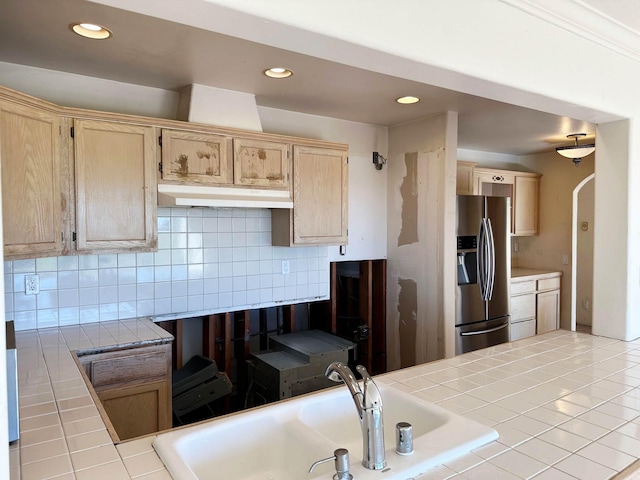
455 316 509 355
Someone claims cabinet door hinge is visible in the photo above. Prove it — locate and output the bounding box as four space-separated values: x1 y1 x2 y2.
70 126 74 138
347 156 349 164
72 232 77 242
159 162 163 173
287 150 290 159
158 135 162 147
61 232 64 242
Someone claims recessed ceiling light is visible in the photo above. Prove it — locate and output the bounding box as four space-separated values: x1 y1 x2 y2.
70 23 112 40
396 96 421 105
263 67 294 79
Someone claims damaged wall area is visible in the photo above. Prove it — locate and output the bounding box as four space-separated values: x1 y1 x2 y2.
386 112 457 371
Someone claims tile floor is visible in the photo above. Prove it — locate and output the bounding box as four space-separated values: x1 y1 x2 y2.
11 323 640 479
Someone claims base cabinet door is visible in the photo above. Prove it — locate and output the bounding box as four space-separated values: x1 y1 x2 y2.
73 119 157 252
510 319 536 341
536 289 560 334
1 101 63 258
78 343 172 441
97 380 170 440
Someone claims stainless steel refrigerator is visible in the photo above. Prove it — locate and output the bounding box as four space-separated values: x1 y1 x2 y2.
456 195 510 354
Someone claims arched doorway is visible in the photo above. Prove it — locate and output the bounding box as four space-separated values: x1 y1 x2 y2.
571 173 595 332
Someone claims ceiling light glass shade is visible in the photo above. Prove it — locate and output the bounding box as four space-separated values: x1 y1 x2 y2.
556 144 596 159
70 23 112 39
555 133 595 166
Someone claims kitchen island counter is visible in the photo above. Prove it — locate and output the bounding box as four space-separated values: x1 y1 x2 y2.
10 321 640 479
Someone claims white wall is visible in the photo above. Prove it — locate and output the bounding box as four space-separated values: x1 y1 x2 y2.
0 62 179 119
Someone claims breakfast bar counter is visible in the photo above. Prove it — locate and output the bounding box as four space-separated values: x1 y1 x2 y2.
10 319 640 479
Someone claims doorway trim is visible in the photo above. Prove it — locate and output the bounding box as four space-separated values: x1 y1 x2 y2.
571 173 595 331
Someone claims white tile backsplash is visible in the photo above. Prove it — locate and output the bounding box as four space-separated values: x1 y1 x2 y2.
6 207 330 330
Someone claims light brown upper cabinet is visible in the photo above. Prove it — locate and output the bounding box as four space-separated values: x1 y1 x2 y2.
513 175 539 236
472 167 540 236
0 99 64 259
233 138 290 189
456 161 477 195
160 129 232 185
73 119 157 252
272 145 348 246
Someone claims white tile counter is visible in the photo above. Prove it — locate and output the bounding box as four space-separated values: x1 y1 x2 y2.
11 322 640 479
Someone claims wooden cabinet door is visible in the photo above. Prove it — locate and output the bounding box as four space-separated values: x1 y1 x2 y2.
0 101 63 258
97 380 170 440
233 138 289 189
514 175 539 236
73 119 157 252
474 170 515 234
293 145 348 244
536 289 560 334
456 161 476 195
161 129 232 185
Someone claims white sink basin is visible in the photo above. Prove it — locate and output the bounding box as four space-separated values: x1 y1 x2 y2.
153 383 498 480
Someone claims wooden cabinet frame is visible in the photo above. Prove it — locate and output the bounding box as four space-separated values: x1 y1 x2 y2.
77 343 172 441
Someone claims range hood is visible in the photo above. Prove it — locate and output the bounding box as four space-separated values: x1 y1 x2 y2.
157 184 293 209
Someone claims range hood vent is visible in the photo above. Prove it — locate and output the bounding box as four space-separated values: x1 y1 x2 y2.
157 184 293 209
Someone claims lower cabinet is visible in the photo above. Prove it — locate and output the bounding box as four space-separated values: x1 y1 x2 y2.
78 343 172 441
510 272 561 340
536 288 561 335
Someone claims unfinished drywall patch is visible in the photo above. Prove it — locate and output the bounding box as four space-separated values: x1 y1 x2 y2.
397 277 417 368
398 152 418 246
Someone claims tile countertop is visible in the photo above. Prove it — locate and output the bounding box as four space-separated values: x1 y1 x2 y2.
11 321 640 480
511 268 563 281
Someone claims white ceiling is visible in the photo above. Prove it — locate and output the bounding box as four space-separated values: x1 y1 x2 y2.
0 0 629 156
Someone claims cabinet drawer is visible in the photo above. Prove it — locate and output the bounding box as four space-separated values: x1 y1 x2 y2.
511 280 536 295
511 294 536 321
510 318 536 341
90 349 168 388
537 277 560 291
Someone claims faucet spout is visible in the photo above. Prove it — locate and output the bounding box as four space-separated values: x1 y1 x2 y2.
325 362 364 415
325 362 387 470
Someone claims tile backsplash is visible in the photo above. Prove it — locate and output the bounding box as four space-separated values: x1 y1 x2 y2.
5 207 329 331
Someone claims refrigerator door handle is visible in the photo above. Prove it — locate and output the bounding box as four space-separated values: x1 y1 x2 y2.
459 322 508 336
485 218 496 300
478 219 490 301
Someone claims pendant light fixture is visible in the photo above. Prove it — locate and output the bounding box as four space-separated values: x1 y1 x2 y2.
556 133 595 167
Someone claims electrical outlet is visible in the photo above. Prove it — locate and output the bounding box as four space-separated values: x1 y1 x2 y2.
25 274 40 295
562 254 569 265
582 299 590 310
281 260 290 275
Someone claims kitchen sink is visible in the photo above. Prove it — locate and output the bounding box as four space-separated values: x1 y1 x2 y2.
153 382 498 480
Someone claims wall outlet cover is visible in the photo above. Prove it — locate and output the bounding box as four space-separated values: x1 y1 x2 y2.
25 274 40 295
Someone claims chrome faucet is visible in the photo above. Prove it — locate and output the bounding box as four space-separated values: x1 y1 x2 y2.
325 362 387 470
